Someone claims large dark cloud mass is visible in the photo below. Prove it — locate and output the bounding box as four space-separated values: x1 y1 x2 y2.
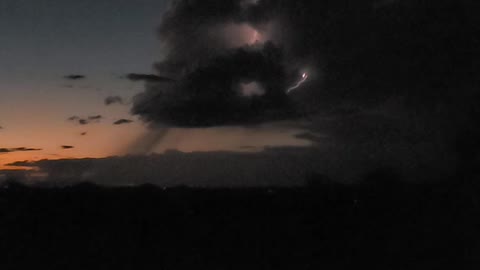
132 0 480 126
133 43 295 126
131 0 305 127
129 0 480 178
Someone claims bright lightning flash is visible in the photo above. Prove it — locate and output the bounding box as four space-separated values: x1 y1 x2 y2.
287 73 308 93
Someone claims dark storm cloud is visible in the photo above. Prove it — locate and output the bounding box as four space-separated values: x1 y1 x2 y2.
128 0 480 178
132 43 296 127
292 0 480 177
104 96 125 106
133 0 480 124
67 115 103 125
61 145 75 149
125 73 175 83
113 119 134 125
129 0 368 126
0 147 42 153
131 0 309 127
64 75 86 80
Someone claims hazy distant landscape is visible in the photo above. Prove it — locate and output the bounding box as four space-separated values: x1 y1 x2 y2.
1 170 479 269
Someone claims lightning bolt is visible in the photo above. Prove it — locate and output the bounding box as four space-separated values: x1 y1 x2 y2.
287 73 308 93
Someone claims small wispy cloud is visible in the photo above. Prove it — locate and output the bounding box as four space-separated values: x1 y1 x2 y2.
113 119 134 125
88 115 102 121
0 147 42 153
67 115 103 125
64 74 86 80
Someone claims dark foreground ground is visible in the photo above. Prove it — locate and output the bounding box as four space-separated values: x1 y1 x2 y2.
0 176 479 270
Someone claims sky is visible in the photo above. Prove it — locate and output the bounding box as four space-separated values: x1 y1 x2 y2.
0 0 166 167
1 0 479 186
0 0 311 172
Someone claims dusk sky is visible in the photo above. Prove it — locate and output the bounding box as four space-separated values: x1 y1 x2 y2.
1 0 479 186
0 0 164 167
0 0 310 172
